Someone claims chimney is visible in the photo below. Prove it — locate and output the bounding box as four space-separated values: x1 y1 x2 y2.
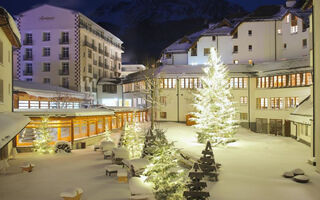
286 0 296 8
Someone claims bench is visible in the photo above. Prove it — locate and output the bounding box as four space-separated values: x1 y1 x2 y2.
60 188 83 200
105 164 123 176
117 168 128 183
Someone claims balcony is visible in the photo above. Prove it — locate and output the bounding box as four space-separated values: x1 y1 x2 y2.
23 55 33 61
59 54 69 60
23 40 33 45
59 70 69 75
61 84 69 89
59 38 69 44
98 62 103 67
93 60 97 65
83 41 97 51
23 70 33 76
85 87 90 92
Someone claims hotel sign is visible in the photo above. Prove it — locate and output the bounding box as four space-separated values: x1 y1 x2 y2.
40 16 55 20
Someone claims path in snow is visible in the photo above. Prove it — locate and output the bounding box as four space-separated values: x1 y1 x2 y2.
1 122 320 200
160 122 320 200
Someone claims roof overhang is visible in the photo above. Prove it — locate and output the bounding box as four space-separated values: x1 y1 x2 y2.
0 7 21 48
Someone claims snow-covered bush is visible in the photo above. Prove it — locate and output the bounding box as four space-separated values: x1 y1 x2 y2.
54 141 71 153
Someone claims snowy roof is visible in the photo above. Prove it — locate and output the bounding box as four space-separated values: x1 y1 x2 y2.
122 57 311 82
14 108 115 117
0 7 21 47
202 18 243 36
291 96 313 117
97 78 121 85
163 29 207 53
14 80 87 99
0 112 30 149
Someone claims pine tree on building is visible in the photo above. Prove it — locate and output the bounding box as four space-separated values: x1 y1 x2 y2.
192 47 238 144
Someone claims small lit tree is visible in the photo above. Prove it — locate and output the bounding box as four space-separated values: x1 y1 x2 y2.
33 117 54 154
122 120 145 159
192 48 238 144
143 129 186 200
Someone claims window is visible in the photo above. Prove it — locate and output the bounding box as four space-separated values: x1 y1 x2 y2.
160 96 167 106
248 45 252 51
212 36 216 41
43 78 50 84
291 25 298 34
43 32 50 41
62 77 69 88
25 33 32 44
160 112 167 119
26 78 32 82
165 53 172 59
204 48 210 56
43 47 50 56
191 45 197 56
256 98 268 109
284 43 287 49
286 14 290 23
230 77 247 88
248 30 252 36
0 79 3 102
88 65 92 73
240 113 248 120
233 45 238 53
88 49 92 58
62 62 69 74
102 85 117 93
61 32 69 43
240 96 248 104
277 29 282 34
302 39 307 48
25 48 32 57
62 47 69 57
233 60 239 64
43 63 50 72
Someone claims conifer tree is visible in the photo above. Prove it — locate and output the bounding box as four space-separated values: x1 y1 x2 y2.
192 48 238 144
33 117 54 154
122 121 145 159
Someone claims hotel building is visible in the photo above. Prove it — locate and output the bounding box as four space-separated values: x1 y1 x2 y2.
14 4 123 103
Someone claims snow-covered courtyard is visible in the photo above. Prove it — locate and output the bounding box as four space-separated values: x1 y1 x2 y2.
1 122 320 200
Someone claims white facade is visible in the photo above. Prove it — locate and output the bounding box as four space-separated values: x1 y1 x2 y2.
14 4 123 102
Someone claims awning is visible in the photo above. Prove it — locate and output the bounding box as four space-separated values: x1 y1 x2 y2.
0 112 30 149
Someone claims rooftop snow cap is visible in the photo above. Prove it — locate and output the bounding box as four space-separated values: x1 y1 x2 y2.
286 0 297 8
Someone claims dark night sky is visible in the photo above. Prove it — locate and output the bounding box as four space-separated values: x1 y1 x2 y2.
2 0 286 16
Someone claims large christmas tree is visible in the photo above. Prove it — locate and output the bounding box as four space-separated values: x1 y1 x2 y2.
192 48 238 144
122 121 145 159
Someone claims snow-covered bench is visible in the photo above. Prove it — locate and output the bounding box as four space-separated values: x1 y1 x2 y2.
129 177 153 200
117 168 128 183
60 188 83 200
100 140 115 152
122 158 149 177
105 164 123 176
112 147 129 164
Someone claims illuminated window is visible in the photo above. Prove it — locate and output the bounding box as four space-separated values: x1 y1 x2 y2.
230 78 234 88
291 25 298 34
286 14 290 23
277 29 282 34
261 77 265 88
234 78 238 88
306 73 312 85
274 76 278 87
173 79 176 88
296 74 301 86
168 78 172 88
233 60 239 64
248 60 253 65
185 78 189 88
278 76 282 87
282 75 287 87
239 78 243 88
181 78 185 89
243 78 248 88
291 74 296 86
160 112 167 119
164 79 168 88
266 77 269 88
240 96 248 104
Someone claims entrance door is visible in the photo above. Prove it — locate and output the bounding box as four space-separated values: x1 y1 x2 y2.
284 120 291 137
270 119 283 136
256 118 268 134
